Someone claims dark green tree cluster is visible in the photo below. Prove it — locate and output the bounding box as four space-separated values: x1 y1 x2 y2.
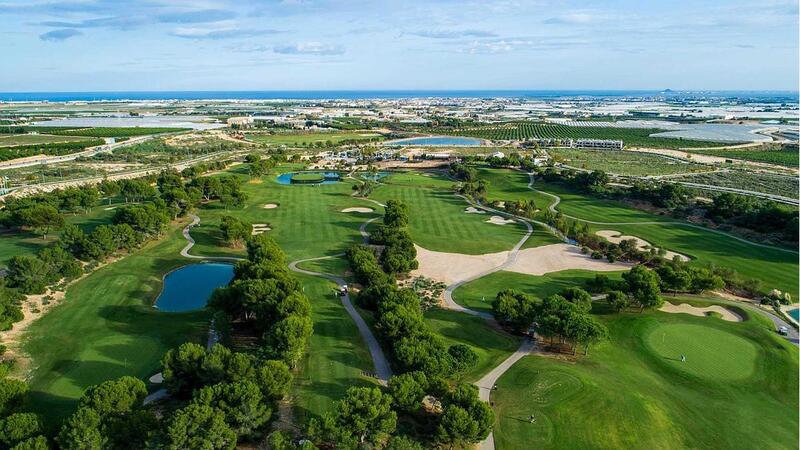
0 370 43 450
6 247 81 295
346 245 477 378
456 179 488 204
219 216 251 248
369 200 418 275
244 153 275 178
447 163 476 182
189 176 247 209
210 235 313 368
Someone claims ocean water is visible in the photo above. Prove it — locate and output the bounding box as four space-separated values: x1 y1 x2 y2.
1 90 796 102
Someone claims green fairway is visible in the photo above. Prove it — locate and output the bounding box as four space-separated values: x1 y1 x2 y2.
531 181 799 298
190 169 380 260
492 302 799 450
452 270 625 314
20 227 209 422
644 323 757 380
292 273 377 421
371 173 529 254
245 131 382 146
423 308 520 382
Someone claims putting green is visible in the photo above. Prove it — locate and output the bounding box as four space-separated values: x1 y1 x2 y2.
644 323 757 381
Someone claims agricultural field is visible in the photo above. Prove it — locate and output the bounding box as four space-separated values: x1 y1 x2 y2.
687 146 799 167
492 299 798 450
445 122 728 149
672 170 799 200
0 134 89 147
547 147 711 176
245 131 383 146
43 127 189 138
0 139 104 161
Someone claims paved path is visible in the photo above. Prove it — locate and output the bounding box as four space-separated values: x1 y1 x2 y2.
475 338 536 450
529 173 798 255
709 296 799 346
288 256 393 385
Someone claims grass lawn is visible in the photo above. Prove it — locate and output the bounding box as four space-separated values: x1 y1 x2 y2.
371 174 528 254
423 308 520 383
452 270 625 315
492 300 798 450
0 203 118 266
532 181 799 299
20 227 209 423
190 168 380 261
245 131 382 146
292 273 377 421
0 134 89 146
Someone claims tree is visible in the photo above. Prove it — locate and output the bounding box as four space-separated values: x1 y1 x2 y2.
254 360 293 401
448 344 478 376
388 371 428 412
385 436 425 450
492 289 536 333
160 404 236 450
161 342 207 397
192 381 271 437
560 287 593 312
623 265 662 311
383 200 409 228
9 436 49 450
0 413 41 448
657 265 691 295
6 256 48 294
219 215 251 248
564 313 608 355
605 290 629 312
78 376 147 416
327 387 396 446
18 204 63 239
262 314 313 367
57 407 106 450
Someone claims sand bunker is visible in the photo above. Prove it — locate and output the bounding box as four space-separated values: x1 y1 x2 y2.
342 207 374 213
464 207 486 214
149 373 164 384
104 206 117 211
252 224 271 235
412 243 629 285
486 215 515 225
659 302 742 322
263 203 279 209
596 230 689 262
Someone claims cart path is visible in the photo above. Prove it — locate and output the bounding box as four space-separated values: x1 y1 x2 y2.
288 255 393 385
181 212 393 385
528 173 797 254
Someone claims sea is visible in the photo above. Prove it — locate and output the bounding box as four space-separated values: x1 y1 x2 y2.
0 90 797 102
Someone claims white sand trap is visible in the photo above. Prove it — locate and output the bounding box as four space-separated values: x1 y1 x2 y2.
464 207 486 214
486 215 515 225
149 373 164 384
342 207 374 213
263 203 279 209
411 245 509 285
660 302 742 322
251 224 271 235
505 244 631 276
412 243 629 285
596 230 689 262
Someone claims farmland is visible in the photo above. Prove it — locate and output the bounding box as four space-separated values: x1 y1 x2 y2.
686 146 799 167
444 122 729 149
0 134 90 147
0 139 104 161
547 147 711 176
245 131 383 146
673 170 799 200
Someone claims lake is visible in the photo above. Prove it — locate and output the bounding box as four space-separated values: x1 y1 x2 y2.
387 136 483 146
154 263 234 312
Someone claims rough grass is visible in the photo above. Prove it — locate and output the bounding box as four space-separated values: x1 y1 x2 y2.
492 303 798 450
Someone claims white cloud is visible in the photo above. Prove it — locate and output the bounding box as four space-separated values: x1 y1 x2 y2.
274 41 344 55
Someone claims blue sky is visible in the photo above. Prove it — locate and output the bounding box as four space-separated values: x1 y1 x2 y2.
1 0 798 91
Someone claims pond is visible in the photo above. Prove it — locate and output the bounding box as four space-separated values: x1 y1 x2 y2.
154 263 235 312
789 308 799 321
276 172 341 185
387 136 483 146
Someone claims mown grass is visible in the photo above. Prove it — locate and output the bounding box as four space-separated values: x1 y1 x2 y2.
20 227 209 423
452 270 625 314
492 301 798 450
423 308 521 383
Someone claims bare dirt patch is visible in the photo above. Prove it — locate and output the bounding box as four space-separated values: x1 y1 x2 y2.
341 207 374 213
596 230 689 262
659 302 742 322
